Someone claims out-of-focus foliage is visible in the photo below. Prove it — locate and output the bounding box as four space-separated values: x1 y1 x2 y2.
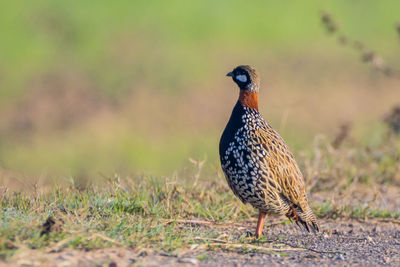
0 0 399 176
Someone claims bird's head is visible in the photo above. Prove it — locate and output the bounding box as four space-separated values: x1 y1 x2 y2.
226 65 260 93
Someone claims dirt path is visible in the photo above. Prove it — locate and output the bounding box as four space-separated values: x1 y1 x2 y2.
3 218 399 266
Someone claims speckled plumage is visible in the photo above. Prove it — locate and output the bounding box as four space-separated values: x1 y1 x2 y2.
220 65 319 235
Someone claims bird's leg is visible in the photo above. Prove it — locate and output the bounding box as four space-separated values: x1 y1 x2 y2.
255 212 266 238
290 205 299 221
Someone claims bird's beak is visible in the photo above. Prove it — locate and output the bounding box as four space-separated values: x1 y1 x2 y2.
226 72 233 77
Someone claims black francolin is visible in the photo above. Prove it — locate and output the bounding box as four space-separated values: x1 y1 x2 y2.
219 65 319 237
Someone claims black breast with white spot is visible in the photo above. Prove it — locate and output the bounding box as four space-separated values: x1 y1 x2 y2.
219 102 271 208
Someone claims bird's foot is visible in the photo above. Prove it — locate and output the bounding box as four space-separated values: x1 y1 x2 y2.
245 231 254 237
244 230 266 240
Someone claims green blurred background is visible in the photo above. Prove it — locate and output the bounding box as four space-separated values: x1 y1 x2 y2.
0 0 399 179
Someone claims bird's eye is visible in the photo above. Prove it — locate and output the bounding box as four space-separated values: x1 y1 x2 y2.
236 74 247 83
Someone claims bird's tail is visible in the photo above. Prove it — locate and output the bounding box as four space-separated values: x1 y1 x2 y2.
287 205 319 233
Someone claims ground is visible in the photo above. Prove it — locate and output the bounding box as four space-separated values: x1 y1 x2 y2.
3 218 399 266
1 129 399 267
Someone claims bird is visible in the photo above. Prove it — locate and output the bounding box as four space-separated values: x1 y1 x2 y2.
219 65 319 237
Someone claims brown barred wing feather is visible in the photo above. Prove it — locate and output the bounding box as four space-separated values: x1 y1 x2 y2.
254 126 319 232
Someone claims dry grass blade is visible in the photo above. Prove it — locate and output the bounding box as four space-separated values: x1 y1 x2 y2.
189 157 206 188
45 236 79 253
90 233 122 246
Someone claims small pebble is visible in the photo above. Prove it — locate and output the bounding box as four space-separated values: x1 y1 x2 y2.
384 256 391 263
372 226 381 232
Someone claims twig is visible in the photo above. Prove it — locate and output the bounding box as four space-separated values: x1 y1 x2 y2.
376 218 400 225
320 10 400 78
209 242 306 252
160 219 249 227
160 219 289 230
192 237 228 243
161 219 214 225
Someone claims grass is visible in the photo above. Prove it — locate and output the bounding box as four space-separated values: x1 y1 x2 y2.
0 177 247 259
0 128 399 260
314 201 399 219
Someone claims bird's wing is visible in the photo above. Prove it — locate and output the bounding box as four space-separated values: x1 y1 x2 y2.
251 123 310 212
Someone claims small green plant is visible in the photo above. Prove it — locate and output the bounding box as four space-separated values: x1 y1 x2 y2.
197 253 210 261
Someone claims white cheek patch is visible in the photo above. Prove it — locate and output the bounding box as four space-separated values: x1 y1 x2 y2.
236 75 247 83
